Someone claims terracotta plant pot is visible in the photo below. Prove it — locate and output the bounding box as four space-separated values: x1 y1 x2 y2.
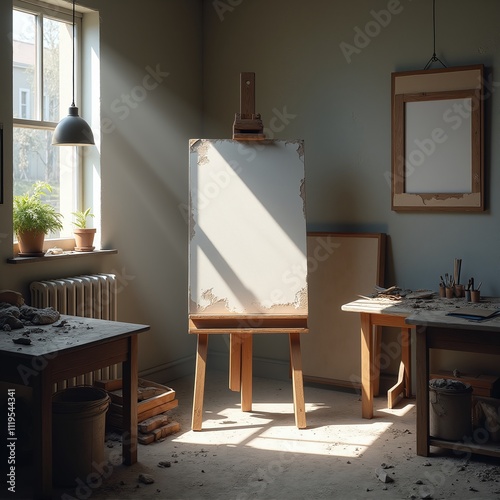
73 228 96 252
17 230 46 256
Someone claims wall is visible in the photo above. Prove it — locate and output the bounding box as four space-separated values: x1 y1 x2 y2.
0 0 203 381
1 0 500 385
201 0 500 375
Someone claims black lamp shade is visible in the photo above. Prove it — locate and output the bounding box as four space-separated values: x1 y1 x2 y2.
52 105 95 146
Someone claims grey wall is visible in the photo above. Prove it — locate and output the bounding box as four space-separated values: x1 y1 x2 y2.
201 0 500 374
0 0 203 382
1 0 500 382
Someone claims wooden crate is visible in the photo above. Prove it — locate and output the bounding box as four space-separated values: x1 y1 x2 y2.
94 378 178 429
430 371 500 398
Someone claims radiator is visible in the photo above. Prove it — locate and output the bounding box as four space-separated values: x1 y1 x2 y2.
30 274 119 390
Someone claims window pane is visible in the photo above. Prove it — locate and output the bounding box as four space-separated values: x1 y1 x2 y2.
13 127 76 238
13 10 37 119
43 16 72 122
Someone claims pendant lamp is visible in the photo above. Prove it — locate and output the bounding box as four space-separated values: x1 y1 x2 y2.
52 0 94 146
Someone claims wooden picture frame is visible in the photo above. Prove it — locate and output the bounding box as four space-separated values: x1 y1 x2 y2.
391 65 484 211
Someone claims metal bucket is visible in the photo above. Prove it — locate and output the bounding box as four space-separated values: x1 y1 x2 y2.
429 378 472 441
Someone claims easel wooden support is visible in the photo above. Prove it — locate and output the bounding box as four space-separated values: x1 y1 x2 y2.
232 72 265 140
189 315 308 430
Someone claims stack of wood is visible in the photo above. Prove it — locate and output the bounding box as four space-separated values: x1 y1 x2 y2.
94 378 180 444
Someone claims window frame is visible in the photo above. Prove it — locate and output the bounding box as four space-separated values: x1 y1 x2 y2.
13 0 86 248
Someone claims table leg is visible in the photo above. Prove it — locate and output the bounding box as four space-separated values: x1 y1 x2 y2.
122 334 138 465
402 327 412 398
33 369 53 499
192 334 208 431
360 313 374 419
240 334 252 411
373 326 382 397
229 333 242 391
416 326 430 456
289 333 306 429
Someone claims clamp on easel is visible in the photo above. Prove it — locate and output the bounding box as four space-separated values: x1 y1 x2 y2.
232 72 266 140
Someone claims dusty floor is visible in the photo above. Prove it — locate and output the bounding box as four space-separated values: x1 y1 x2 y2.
13 370 500 499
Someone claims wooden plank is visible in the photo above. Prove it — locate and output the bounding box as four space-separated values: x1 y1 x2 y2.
139 421 181 445
138 414 170 434
109 399 178 428
387 361 405 408
108 379 176 410
189 315 308 333
240 72 255 116
94 378 123 392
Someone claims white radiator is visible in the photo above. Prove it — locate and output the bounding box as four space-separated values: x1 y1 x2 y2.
30 274 119 389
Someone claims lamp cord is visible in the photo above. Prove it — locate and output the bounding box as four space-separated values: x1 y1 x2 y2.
423 0 447 70
71 0 75 107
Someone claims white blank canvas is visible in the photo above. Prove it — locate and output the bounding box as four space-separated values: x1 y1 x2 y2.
189 139 307 316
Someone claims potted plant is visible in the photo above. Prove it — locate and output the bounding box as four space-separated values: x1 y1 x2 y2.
72 207 96 251
13 181 64 256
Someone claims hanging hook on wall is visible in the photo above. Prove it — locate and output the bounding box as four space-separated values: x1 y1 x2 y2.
423 0 447 70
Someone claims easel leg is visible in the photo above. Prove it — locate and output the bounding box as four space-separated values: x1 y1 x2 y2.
289 333 306 429
240 334 253 411
192 334 208 431
229 333 242 391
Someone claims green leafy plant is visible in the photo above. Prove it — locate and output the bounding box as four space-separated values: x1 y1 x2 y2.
13 181 64 236
71 207 94 229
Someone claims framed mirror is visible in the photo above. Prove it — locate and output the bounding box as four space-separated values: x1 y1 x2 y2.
391 65 484 211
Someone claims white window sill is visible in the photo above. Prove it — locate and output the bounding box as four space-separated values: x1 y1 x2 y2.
7 248 117 264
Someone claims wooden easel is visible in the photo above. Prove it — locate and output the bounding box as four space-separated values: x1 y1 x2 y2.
189 315 308 430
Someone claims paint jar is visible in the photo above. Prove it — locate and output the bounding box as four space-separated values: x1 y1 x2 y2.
454 284 465 297
445 287 454 299
471 290 481 303
464 290 471 302
439 286 446 298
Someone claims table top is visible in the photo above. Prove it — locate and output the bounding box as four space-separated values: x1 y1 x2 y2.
406 308 500 332
0 315 150 358
342 295 500 331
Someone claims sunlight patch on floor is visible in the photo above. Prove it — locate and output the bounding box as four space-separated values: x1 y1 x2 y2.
377 402 415 417
174 403 393 458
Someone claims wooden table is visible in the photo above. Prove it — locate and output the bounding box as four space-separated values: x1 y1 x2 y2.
0 315 149 499
341 297 419 418
189 314 308 430
406 307 500 458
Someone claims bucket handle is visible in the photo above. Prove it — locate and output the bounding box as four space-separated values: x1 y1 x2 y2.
430 391 446 417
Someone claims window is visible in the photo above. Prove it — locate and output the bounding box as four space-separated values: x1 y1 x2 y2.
13 0 85 240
